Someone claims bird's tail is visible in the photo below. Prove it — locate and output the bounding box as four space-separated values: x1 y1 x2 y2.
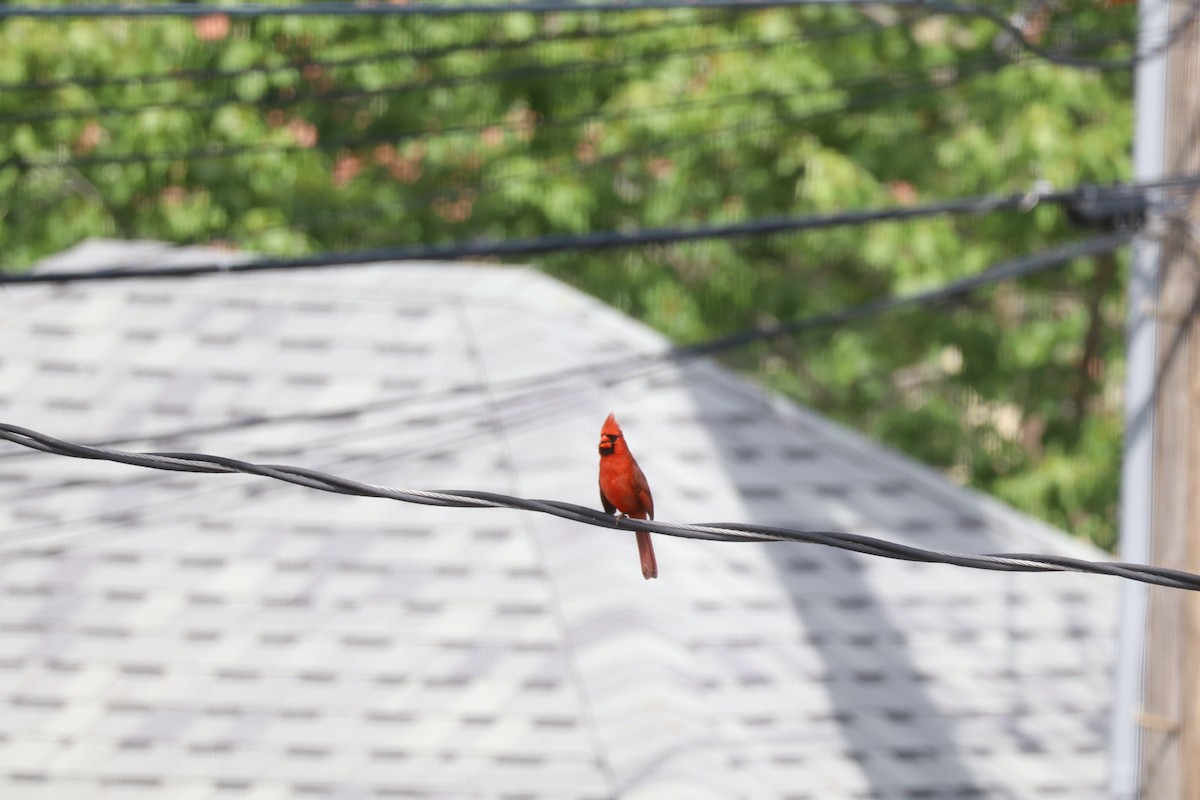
636 530 658 580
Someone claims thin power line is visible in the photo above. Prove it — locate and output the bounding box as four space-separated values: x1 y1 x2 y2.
0 26 883 126
209 49 1025 242
246 24 1149 246
1 420 1196 591
0 44 1016 175
0 182 1147 285
0 0 993 15
678 232 1138 356
0 234 1139 463
0 11 730 92
0 0 1145 70
1 17 1136 171
0 86 789 170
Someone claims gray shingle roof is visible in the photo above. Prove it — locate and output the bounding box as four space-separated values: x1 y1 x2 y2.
0 239 1116 799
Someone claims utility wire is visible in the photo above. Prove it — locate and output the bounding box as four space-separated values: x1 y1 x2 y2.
0 45 1021 175
677 232 1137 356
0 35 1010 171
0 227 1120 471
0 86 793 170
0 0 1154 70
0 180 1156 285
212 48 1028 242
1 420 1196 591
0 11 731 93
0 0 1021 15
0 233 1138 474
0 18 1131 169
0 26 885 125
178 33 1148 249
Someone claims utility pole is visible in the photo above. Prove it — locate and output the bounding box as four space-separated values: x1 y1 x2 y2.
1112 0 1200 797
1142 0 1200 790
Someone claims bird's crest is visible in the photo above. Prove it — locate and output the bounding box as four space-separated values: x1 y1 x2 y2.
601 412 622 437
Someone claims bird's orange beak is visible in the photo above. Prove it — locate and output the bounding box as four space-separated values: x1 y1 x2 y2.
599 413 622 455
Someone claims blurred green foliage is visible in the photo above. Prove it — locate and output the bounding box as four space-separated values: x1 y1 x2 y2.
0 2 1137 549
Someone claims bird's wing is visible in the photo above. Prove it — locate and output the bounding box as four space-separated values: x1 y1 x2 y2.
633 463 654 520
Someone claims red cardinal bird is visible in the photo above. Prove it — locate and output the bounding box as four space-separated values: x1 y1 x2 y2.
598 413 658 580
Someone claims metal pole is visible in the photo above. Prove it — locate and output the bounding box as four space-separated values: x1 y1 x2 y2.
1110 0 1169 795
